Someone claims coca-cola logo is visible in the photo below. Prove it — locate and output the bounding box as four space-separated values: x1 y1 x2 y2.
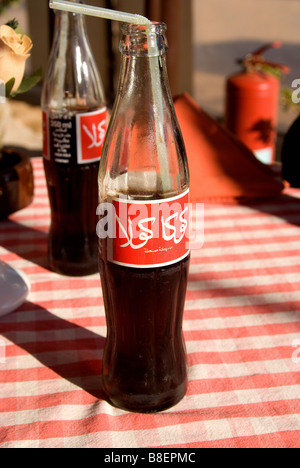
116 204 189 250
97 191 198 268
77 108 107 164
82 120 106 150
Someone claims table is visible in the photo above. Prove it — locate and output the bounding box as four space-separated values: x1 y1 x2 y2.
1 157 300 448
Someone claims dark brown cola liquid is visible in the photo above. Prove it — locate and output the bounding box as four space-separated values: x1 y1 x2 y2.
43 107 103 276
44 158 99 276
99 240 190 413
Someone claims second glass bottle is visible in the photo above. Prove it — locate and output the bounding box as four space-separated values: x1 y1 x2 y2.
42 1 106 276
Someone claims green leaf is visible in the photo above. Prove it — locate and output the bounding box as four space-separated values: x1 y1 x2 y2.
260 64 283 80
5 78 15 98
5 18 19 31
11 67 43 97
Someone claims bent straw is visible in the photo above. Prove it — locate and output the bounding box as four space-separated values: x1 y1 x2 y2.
49 0 172 193
49 0 151 25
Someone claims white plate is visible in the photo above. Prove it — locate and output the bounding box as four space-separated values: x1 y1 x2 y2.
0 261 30 318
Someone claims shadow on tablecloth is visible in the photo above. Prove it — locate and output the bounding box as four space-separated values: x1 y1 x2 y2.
0 219 50 271
240 194 300 228
0 302 108 402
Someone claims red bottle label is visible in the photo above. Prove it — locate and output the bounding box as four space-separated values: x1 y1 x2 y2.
104 190 190 268
76 108 107 164
43 108 107 165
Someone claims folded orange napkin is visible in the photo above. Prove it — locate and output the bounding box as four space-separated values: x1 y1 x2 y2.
174 93 284 203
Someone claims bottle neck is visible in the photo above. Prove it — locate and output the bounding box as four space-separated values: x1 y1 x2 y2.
54 10 86 38
117 23 171 104
43 4 105 113
53 0 86 31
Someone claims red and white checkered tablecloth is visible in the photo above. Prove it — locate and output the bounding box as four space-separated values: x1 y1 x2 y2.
1 157 300 448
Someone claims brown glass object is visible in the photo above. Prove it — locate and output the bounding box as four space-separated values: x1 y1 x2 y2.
0 148 34 219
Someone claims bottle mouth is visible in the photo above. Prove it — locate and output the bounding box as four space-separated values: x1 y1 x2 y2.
121 22 167 35
120 22 168 57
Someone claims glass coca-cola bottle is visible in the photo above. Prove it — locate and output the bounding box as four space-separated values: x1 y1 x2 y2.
98 22 190 413
42 0 106 276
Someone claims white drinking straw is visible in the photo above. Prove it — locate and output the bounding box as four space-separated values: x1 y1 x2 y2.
49 0 151 25
49 0 172 192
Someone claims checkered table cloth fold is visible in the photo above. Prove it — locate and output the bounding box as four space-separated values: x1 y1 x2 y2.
1 158 300 448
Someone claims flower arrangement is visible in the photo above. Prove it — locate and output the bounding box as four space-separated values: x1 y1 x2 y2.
0 2 42 152
0 18 42 99
0 1 41 218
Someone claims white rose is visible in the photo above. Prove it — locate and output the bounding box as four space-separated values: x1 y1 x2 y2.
0 24 33 92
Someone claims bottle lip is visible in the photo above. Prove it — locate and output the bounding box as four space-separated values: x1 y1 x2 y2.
121 22 167 35
120 22 168 57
